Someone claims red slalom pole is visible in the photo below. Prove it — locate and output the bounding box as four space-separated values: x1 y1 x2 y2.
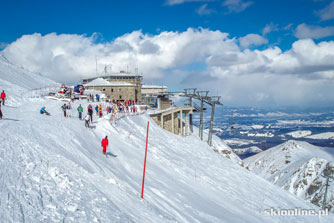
141 121 150 199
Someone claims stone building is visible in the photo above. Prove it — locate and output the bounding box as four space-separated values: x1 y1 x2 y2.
82 71 142 101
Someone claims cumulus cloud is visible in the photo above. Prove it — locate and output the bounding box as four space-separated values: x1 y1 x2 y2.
295 23 334 39
316 1 334 21
222 0 253 13
3 29 334 107
238 34 268 48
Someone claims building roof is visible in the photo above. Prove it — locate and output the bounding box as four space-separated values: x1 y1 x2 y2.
142 85 167 89
84 78 136 87
100 71 142 78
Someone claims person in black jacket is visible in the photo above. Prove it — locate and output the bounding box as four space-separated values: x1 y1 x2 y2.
0 102 3 119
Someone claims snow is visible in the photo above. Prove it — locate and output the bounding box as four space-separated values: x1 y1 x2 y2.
84 78 135 87
224 138 259 147
247 132 274 138
0 56 332 222
233 146 263 156
306 132 334 140
251 125 264 129
285 130 312 138
244 140 334 211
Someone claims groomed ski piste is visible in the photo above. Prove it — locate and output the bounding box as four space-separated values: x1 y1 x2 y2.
0 55 332 222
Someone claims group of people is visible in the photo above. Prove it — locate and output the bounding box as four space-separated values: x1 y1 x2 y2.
0 90 6 119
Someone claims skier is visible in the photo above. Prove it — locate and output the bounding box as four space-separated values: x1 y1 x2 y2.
84 113 90 128
101 136 109 156
87 104 93 122
61 103 67 117
77 104 83 120
1 90 6 105
40 106 50 115
0 102 3 119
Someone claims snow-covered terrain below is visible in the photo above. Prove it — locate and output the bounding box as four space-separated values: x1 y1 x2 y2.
0 55 332 222
285 130 312 138
307 132 334 140
244 140 334 211
233 146 263 156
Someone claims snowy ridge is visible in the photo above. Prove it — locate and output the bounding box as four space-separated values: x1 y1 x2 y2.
0 54 56 105
307 132 334 140
285 130 312 138
0 57 332 222
244 140 334 211
232 146 263 156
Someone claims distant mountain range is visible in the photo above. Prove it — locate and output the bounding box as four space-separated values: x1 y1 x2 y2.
244 140 334 211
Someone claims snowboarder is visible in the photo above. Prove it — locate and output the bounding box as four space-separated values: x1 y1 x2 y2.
87 104 93 122
1 90 6 105
77 104 83 120
61 103 67 117
84 114 90 128
0 102 2 119
101 136 109 156
40 106 50 115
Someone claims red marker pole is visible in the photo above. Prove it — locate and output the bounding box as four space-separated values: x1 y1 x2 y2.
141 121 150 199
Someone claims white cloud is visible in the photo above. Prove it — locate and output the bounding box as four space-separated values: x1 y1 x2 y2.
295 23 334 39
239 34 268 48
262 23 279 35
283 23 293 31
222 0 253 13
165 0 213 6
196 3 216 15
316 1 334 21
3 29 334 107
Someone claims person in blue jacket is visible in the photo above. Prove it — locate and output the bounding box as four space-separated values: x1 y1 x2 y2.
40 106 50 115
95 105 99 115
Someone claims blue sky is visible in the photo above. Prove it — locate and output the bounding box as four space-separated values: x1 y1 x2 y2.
1 0 332 49
1 0 334 107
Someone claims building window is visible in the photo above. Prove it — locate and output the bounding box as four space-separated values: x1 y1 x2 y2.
103 88 106 91
119 95 122 99
111 88 114 92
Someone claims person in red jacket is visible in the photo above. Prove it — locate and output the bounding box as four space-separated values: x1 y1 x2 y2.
1 90 6 105
101 136 109 155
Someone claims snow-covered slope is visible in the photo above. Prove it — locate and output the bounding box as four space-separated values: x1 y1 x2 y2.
307 132 334 140
244 140 334 211
0 57 332 222
0 54 56 105
285 130 312 138
233 146 263 156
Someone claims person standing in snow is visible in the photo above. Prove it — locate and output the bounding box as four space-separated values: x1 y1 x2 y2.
0 102 3 119
77 104 83 120
87 104 93 122
61 103 67 117
95 105 99 115
98 104 103 118
84 113 90 128
101 136 109 155
1 90 6 105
